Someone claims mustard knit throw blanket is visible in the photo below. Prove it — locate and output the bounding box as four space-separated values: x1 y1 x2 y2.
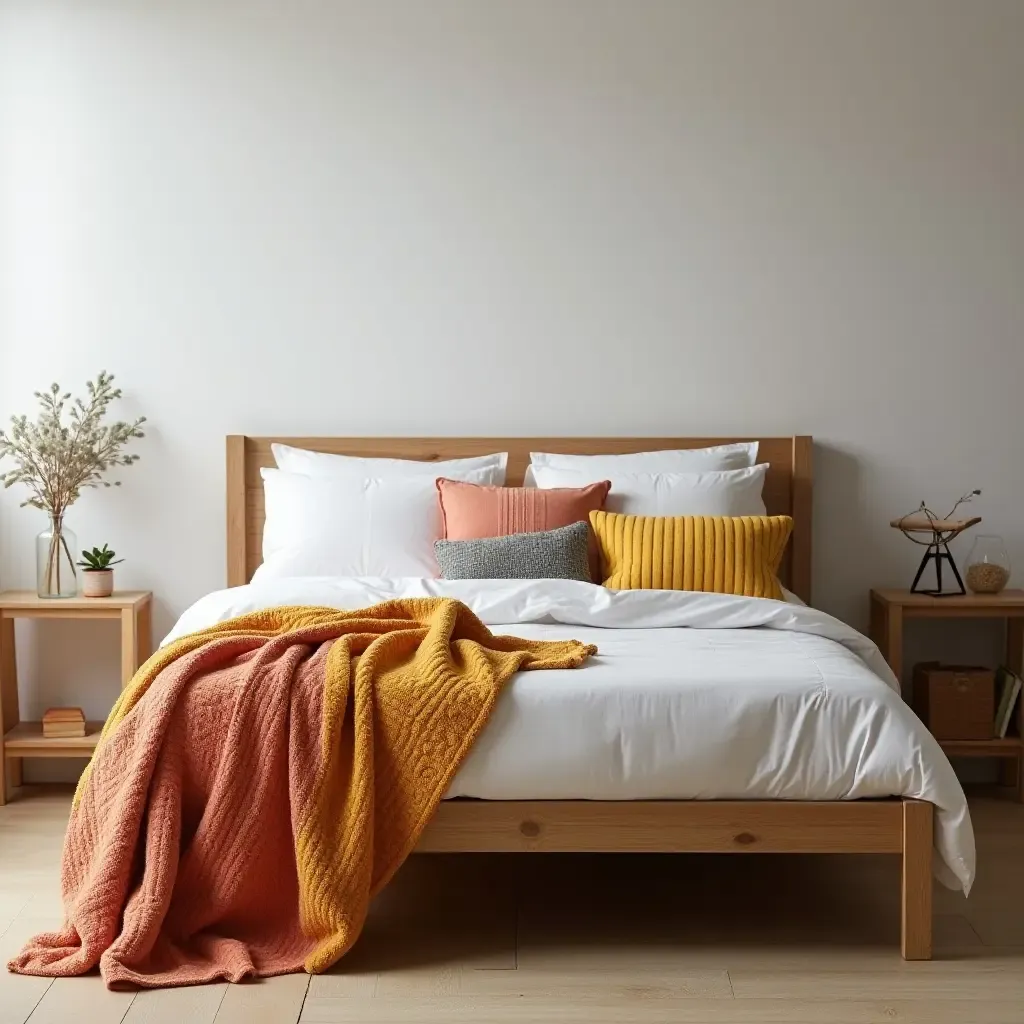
9 598 596 988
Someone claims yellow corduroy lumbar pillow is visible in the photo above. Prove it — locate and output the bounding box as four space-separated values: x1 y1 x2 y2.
589 510 793 599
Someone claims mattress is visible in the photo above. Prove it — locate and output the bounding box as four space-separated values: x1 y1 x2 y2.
165 577 975 894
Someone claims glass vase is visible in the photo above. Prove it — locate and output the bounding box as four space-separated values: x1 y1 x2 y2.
36 515 78 598
964 534 1011 594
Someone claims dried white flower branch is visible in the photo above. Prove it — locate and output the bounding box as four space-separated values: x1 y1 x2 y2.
0 371 146 518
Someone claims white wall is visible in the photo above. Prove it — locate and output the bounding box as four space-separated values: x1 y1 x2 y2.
1 0 1023 732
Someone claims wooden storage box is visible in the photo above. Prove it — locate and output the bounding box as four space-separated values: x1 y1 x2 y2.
912 662 995 740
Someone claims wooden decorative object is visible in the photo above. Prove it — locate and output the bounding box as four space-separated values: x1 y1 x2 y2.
891 515 981 536
891 490 982 596
42 706 86 739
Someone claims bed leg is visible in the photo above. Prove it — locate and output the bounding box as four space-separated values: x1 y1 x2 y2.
901 798 933 960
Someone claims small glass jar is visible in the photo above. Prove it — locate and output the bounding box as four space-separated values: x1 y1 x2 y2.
964 534 1011 594
36 514 78 598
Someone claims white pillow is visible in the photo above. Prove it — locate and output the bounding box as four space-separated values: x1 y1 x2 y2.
531 464 768 517
529 442 758 475
255 467 494 580
272 443 508 484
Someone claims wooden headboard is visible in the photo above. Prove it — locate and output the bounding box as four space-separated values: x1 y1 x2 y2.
227 436 813 602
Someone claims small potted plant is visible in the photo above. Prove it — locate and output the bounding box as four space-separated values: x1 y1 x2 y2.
76 545 123 598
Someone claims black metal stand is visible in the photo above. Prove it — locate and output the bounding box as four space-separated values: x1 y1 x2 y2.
909 541 966 596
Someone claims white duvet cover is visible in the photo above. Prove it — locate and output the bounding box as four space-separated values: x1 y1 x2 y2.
165 578 974 893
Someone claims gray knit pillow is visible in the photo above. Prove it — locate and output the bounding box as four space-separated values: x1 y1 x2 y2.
435 521 592 581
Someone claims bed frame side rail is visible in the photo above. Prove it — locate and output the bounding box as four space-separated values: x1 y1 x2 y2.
416 798 933 960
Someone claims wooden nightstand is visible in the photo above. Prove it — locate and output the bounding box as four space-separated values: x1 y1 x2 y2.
0 589 152 805
870 587 1024 800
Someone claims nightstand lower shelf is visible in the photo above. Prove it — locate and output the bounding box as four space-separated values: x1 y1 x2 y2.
938 737 1022 758
4 721 103 757
870 587 1024 802
1 589 152 803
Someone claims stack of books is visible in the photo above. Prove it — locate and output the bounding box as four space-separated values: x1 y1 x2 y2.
994 667 1023 738
41 706 86 739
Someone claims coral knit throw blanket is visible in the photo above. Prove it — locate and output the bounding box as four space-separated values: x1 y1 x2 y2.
8 598 595 989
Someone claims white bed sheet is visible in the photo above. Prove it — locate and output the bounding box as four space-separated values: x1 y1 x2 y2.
165 578 974 893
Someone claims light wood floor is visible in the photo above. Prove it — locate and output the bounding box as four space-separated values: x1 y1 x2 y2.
2 788 1023 1024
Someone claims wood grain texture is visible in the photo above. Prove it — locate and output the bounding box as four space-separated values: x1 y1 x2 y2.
226 435 813 601
0 916 53 1024
6 787 1024 1024
415 800 905 854
214 975 311 1024
729 972 1024 1000
872 587 1024 800
226 435 248 591
3 722 103 757
790 435 813 604
120 606 138 690
0 591 151 612
0 615 19 805
22 977 136 1024
122 984 227 1024
297 1000 1024 1024
939 738 1022 758
870 588 1024 615
901 799 933 960
137 597 153 667
0 608 122 621
1 592 151 805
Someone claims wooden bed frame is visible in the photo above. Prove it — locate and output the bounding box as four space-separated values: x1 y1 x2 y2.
226 434 933 960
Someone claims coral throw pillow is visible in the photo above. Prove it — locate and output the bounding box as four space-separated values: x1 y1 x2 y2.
436 477 611 580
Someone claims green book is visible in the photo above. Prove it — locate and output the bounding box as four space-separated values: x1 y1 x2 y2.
994 666 1022 739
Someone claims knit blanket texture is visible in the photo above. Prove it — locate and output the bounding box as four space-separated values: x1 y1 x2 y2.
8 598 595 988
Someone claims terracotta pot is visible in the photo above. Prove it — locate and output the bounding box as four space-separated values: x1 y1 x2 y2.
82 569 114 598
